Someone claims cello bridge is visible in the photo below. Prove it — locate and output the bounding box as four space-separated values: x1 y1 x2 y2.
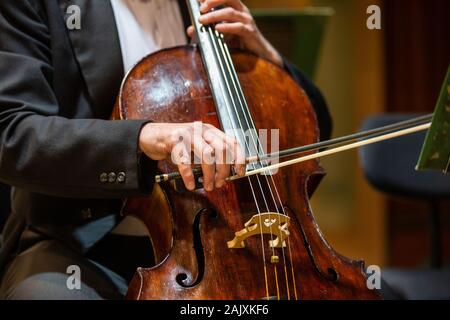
227 213 290 249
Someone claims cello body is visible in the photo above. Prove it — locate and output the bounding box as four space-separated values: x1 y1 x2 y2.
113 45 380 300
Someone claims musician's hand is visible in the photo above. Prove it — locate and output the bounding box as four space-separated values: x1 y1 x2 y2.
187 0 283 67
139 122 246 192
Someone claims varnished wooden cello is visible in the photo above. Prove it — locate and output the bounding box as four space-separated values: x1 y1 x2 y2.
112 0 381 300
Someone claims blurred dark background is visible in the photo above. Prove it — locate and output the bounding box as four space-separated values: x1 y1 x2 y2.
383 0 450 267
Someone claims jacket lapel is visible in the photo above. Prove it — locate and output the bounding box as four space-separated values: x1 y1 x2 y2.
178 0 192 32
59 0 192 118
58 0 124 118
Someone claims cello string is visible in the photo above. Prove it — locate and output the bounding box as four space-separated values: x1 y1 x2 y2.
219 38 305 300
206 27 283 284
268 176 298 299
214 32 292 299
206 27 277 260
214 32 293 299
184 0 270 298
207 27 289 299
212 44 283 301
205 26 271 299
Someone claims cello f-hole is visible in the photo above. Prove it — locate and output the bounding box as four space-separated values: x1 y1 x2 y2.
175 208 209 288
284 206 339 283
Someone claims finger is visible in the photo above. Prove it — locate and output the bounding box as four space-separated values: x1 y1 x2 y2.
203 133 231 188
233 141 246 176
214 22 255 37
204 126 246 177
200 0 244 13
178 163 196 191
186 26 195 38
211 142 231 188
168 128 196 190
199 7 251 26
203 126 236 164
203 125 234 148
192 133 216 192
176 148 196 191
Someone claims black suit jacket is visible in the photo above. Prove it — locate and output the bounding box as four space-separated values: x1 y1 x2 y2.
0 0 331 269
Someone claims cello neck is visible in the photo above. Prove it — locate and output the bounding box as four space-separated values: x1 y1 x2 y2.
186 0 258 156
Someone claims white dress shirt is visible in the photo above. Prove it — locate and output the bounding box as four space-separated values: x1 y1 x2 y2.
110 0 187 73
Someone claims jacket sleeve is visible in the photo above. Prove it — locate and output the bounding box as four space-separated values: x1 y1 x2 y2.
0 0 155 199
283 58 333 142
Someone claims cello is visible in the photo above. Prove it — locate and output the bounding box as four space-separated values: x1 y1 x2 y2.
112 0 381 300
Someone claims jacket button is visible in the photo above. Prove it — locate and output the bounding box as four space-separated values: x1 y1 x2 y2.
117 172 126 183
108 172 117 183
100 173 108 183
